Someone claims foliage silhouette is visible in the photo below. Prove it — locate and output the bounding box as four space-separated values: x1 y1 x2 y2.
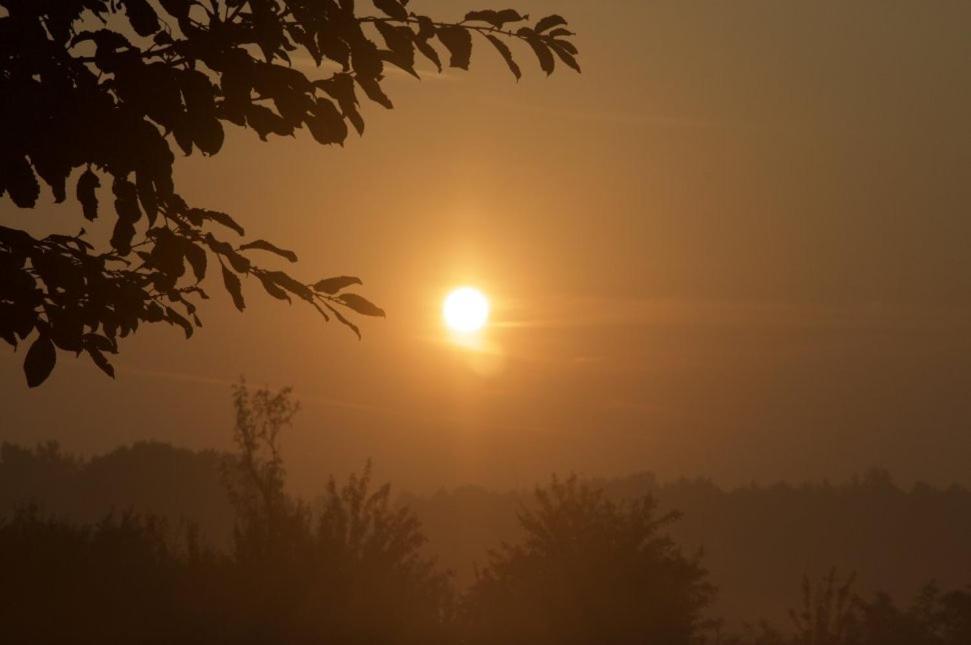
461 474 715 645
219 380 453 643
0 0 581 386
0 382 455 643
4 440 971 632
3 423 971 642
721 571 971 645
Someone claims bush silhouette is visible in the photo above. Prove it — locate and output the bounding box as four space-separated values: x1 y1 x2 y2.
733 571 971 645
462 474 715 645
0 0 581 386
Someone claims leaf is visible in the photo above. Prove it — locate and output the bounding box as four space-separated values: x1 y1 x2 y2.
203 210 245 236
192 118 224 156
535 14 567 33
316 73 364 135
375 21 417 76
486 35 520 80
110 218 136 255
373 0 408 21
306 98 348 146
436 26 472 70
549 40 581 73
257 273 291 302
246 104 294 140
158 0 192 19
356 76 393 109
165 306 194 338
221 265 245 311
266 270 313 301
181 69 217 119
414 37 442 72
77 168 100 221
465 9 525 28
85 347 116 379
4 157 40 208
525 35 555 75
24 335 56 388
325 302 361 339
184 241 207 281
312 275 362 294
338 293 386 317
239 239 298 262
122 0 160 37
135 170 158 224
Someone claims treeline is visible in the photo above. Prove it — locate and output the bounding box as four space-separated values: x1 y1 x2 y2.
1 385 970 642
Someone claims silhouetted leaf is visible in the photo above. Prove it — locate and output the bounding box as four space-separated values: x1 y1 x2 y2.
135 170 158 224
373 0 408 21
181 70 217 118
193 118 225 156
85 346 115 378
184 241 207 281
257 273 291 301
486 35 520 80
246 103 294 140
465 9 525 28
221 265 245 311
414 36 442 72
338 293 385 317
23 335 56 388
524 33 555 75
325 302 361 339
549 41 581 73
76 169 100 221
437 26 472 70
112 177 141 222
165 306 193 338
122 0 160 37
313 275 362 294
316 73 364 134
266 271 313 301
239 239 298 263
4 157 39 208
158 0 192 19
203 210 245 236
535 15 568 33
306 98 348 145
356 76 393 109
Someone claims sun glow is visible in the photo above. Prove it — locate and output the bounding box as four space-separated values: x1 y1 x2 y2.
443 287 490 334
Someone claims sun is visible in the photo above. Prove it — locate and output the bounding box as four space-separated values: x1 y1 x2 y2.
443 287 490 334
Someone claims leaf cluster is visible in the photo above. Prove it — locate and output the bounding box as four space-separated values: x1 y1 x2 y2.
0 0 580 385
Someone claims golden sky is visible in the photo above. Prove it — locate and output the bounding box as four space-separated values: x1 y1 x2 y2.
2 0 970 493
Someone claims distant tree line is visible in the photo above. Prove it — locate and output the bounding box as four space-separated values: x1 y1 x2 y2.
1 385 970 643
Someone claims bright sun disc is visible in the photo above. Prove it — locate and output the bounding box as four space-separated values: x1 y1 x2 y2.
443 287 490 334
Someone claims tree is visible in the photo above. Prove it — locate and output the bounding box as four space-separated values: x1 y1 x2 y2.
221 380 453 643
0 1 581 386
462 475 714 645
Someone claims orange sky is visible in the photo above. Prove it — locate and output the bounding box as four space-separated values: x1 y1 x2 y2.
2 0 970 493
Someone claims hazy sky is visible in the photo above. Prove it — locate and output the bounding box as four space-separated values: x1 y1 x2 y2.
2 0 970 493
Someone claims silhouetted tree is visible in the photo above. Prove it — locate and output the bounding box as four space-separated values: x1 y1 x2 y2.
220 380 453 643
0 505 209 642
0 1 581 386
462 475 714 645
734 571 971 645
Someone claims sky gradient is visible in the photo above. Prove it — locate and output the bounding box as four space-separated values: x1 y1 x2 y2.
2 0 970 493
